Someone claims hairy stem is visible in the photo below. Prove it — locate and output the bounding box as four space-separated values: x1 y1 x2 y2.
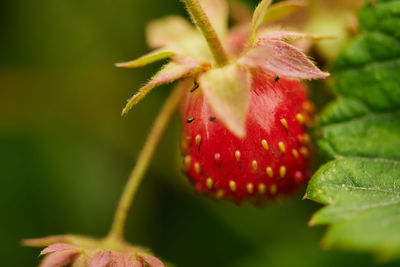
107 85 185 241
181 0 230 67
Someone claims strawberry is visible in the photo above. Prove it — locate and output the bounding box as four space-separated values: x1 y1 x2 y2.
181 69 314 203
117 0 329 204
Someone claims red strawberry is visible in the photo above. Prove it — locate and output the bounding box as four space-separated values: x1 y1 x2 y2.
181 69 314 203
117 0 328 204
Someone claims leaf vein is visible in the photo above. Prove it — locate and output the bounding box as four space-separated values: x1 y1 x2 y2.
318 182 400 195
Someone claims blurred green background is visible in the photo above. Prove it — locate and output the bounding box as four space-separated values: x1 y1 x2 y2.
1 0 399 266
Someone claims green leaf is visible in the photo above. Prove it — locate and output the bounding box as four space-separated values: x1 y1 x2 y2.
115 49 176 68
307 0 400 261
199 64 251 137
308 157 400 260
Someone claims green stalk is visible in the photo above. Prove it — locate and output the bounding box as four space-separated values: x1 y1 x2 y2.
107 85 185 241
181 0 230 67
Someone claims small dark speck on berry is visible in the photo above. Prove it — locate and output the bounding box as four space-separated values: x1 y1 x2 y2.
186 117 195 123
190 81 200 92
209 117 217 122
275 76 280 82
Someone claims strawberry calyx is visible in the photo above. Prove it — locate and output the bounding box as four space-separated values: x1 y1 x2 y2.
118 0 329 137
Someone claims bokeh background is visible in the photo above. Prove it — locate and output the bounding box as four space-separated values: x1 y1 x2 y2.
1 0 399 266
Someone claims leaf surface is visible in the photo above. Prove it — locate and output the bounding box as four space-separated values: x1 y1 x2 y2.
307 0 400 260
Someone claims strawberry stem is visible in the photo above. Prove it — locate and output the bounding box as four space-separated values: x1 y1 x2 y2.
181 0 230 67
107 85 185 242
